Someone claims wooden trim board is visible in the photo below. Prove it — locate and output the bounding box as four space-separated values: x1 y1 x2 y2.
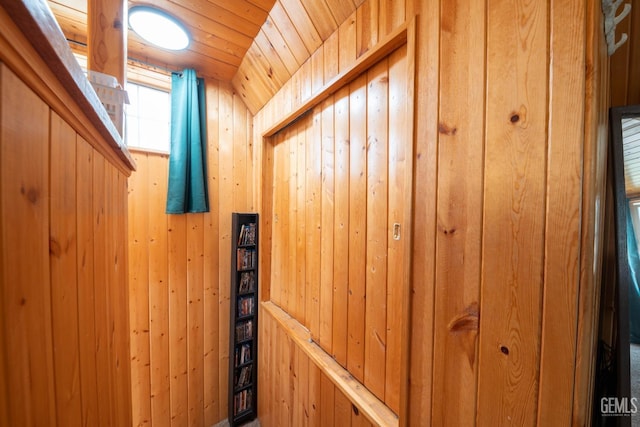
261 301 399 427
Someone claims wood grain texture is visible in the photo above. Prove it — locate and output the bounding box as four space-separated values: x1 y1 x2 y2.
260 18 412 414
477 0 549 424
259 301 399 427
129 151 152 427
0 63 56 427
573 1 610 424
408 1 439 424
50 112 82 427
333 86 350 367
127 79 254 427
148 153 171 427
431 0 484 424
536 0 585 424
348 74 368 384
76 139 100 426
364 58 389 401
0 58 133 426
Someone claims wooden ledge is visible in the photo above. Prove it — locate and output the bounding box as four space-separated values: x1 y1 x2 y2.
0 0 135 173
261 301 399 427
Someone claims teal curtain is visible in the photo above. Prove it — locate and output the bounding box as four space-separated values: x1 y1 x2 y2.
166 69 209 214
626 201 640 343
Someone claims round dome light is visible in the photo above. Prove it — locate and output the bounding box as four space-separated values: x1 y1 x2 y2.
129 6 190 51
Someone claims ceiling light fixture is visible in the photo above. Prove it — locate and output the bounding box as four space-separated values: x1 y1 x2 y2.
129 5 190 51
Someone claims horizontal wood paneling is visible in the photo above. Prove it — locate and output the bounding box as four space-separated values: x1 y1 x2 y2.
127 78 254 427
0 62 133 426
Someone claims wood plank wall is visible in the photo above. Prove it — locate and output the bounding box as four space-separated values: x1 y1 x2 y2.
610 1 640 107
263 43 410 414
253 0 610 425
0 62 132 426
127 78 254 427
258 306 375 427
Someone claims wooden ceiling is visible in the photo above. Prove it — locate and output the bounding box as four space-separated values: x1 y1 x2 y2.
623 117 640 196
48 0 366 114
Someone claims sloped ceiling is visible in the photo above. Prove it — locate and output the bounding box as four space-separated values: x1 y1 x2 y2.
48 0 365 114
623 117 640 196
49 0 275 82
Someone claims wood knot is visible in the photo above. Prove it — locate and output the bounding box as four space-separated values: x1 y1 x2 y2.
500 345 510 355
510 114 520 123
352 405 359 415
438 122 458 136
21 185 39 204
447 303 479 334
49 238 62 258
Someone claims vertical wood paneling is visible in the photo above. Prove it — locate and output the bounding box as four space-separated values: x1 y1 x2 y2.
93 154 115 427
333 86 350 367
320 372 335 426
288 128 298 318
536 0 585 423
431 0 485 424
384 44 409 415
477 0 549 424
252 1 608 427
168 214 188 427
0 64 56 426
308 356 321 427
187 214 205 426
334 387 352 426
296 125 308 325
320 97 335 353
76 139 99 426
50 113 82 427
324 31 340 81
271 137 284 307
356 0 379 58
204 81 221 425
148 154 170 427
408 2 439 424
298 342 310 426
127 78 254 427
364 58 389 400
306 111 322 343
262 26 411 414
291 343 302 426
339 12 358 73
217 84 234 420
573 2 609 424
113 169 132 427
129 151 151 427
1 34 134 427
348 74 367 384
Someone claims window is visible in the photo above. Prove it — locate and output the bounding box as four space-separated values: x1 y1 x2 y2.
126 82 171 153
